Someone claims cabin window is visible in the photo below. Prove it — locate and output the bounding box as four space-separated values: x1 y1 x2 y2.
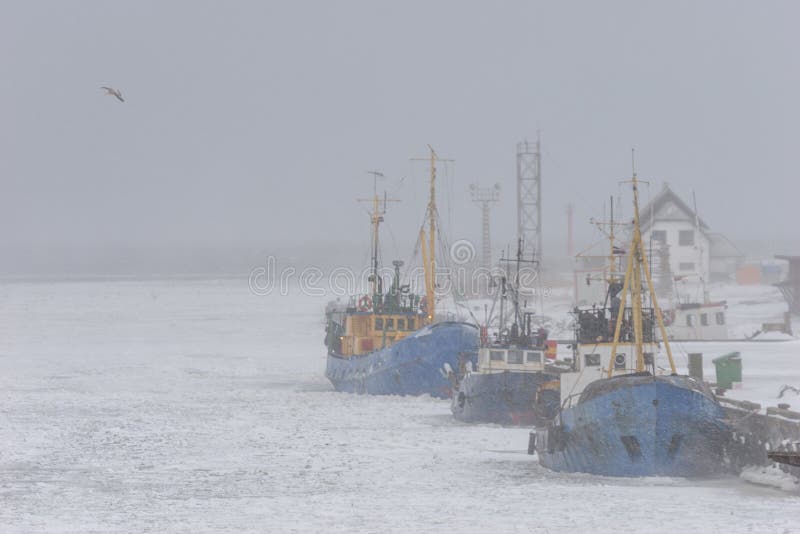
679 230 695 246
651 230 666 243
644 353 654 366
396 319 405 330
526 351 542 364
614 353 627 369
407 318 415 330
490 350 505 362
679 262 695 272
584 354 601 366
375 318 384 330
507 349 524 364
385 318 394 330
715 312 725 325
700 313 709 326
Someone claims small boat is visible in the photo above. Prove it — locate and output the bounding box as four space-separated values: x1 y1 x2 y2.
324 149 479 398
533 163 730 477
451 242 560 425
767 451 800 467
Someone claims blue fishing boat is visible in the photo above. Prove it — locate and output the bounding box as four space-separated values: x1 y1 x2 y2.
537 373 729 476
533 165 730 477
324 149 479 398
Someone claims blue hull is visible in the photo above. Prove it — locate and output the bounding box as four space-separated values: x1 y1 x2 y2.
326 322 479 399
537 374 730 477
452 371 559 426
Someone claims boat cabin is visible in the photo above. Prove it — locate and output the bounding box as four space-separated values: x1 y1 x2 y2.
338 311 425 356
477 346 547 372
666 301 728 341
475 312 557 373
325 259 430 357
560 303 666 408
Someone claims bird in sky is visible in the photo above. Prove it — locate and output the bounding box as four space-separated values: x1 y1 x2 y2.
101 86 124 102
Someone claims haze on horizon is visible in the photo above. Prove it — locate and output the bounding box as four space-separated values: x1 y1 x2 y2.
1 1 798 277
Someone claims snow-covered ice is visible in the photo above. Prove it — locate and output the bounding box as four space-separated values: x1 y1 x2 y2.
0 279 799 533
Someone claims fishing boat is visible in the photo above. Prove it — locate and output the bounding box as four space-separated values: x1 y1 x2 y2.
451 242 560 425
533 162 730 477
324 149 479 398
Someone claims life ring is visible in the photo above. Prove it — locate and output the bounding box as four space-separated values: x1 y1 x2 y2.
357 295 373 312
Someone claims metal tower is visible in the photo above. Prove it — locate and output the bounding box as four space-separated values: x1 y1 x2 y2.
516 137 542 262
469 183 501 271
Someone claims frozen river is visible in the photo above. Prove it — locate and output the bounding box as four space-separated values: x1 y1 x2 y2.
0 279 798 533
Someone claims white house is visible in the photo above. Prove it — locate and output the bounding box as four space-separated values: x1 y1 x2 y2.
639 184 742 285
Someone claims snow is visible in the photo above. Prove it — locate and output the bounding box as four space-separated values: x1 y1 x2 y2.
741 465 800 493
0 279 799 533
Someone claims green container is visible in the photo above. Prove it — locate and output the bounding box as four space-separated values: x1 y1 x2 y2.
712 352 742 389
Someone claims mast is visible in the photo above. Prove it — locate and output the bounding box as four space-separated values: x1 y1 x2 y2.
499 238 537 342
609 153 677 376
692 190 709 304
428 146 436 323
609 196 615 277
369 172 382 297
411 145 452 324
357 171 398 300
414 145 440 323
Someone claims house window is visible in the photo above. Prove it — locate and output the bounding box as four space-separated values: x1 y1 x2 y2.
584 354 601 366
396 319 405 330
507 349 524 364
679 230 695 246
686 314 694 327
715 312 725 325
407 318 415 330
385 318 394 330
651 230 667 243
490 350 505 362
700 313 709 326
679 262 695 272
526 351 542 364
375 318 384 330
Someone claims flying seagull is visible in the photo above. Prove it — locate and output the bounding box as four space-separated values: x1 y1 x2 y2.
101 86 124 102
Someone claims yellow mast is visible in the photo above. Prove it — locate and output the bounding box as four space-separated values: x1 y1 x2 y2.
420 227 430 320
413 145 451 324
425 146 437 323
609 157 677 376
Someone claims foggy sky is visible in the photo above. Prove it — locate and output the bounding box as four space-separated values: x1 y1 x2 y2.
1 1 798 276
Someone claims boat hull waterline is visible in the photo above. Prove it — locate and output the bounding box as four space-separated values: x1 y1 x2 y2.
536 374 730 477
452 371 559 426
326 321 479 398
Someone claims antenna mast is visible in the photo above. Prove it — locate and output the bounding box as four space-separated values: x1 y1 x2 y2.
357 171 399 298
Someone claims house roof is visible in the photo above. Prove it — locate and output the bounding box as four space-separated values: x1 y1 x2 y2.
708 232 743 258
639 183 710 233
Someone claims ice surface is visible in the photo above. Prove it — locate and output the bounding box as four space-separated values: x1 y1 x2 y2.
0 279 799 533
